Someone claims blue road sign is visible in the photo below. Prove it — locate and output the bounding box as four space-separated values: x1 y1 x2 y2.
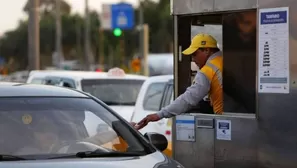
111 2 134 30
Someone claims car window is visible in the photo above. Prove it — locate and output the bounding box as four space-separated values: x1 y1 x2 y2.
30 78 44 84
81 79 144 106
163 84 173 108
61 78 76 88
143 82 166 111
44 77 61 86
0 97 149 158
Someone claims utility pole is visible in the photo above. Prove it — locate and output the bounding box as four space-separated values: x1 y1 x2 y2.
55 0 62 69
84 0 93 70
28 0 40 70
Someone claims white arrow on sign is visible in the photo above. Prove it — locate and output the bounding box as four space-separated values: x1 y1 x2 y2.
117 12 128 26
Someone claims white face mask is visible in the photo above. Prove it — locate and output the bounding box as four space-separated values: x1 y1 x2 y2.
191 62 200 71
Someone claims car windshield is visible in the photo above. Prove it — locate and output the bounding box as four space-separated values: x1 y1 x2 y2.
0 97 149 158
81 79 144 106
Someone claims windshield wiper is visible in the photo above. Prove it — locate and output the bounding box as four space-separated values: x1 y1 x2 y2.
104 101 135 106
76 150 145 158
0 154 29 161
49 150 145 159
104 101 122 105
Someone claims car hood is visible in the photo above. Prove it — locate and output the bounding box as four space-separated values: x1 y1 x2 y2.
0 152 176 168
109 106 135 122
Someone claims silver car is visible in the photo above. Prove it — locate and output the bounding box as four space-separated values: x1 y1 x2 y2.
0 82 184 168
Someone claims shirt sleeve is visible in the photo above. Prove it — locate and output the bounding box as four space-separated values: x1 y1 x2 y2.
83 130 118 145
156 71 211 119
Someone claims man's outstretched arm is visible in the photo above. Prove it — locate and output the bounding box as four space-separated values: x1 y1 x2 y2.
135 71 211 130
157 71 210 119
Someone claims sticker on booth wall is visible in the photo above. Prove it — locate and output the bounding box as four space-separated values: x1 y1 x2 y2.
175 115 195 142
216 120 231 141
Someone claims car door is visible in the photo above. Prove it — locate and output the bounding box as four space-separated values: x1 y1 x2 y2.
133 81 167 136
158 79 174 140
159 79 174 109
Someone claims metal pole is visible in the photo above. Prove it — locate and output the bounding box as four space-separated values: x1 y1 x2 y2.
138 0 144 58
119 39 125 68
84 0 90 70
99 28 104 69
76 18 82 63
109 46 114 68
28 0 40 70
143 24 149 76
55 0 62 69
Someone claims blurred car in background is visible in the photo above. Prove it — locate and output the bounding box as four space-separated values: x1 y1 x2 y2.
1 70 30 83
131 75 173 157
148 53 173 76
26 68 148 122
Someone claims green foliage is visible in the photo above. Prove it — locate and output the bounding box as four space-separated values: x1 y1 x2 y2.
0 0 172 70
23 0 71 15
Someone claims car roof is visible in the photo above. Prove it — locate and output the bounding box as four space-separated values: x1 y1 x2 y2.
29 70 148 81
0 82 88 97
144 75 173 83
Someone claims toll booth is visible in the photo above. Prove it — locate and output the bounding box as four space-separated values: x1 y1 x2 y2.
171 0 297 167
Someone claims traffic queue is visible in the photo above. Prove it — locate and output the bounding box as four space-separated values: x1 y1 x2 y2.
23 67 173 157
0 67 181 168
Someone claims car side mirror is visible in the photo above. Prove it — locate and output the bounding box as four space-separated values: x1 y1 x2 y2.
144 132 168 152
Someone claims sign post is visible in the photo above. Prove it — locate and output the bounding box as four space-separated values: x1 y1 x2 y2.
99 3 134 69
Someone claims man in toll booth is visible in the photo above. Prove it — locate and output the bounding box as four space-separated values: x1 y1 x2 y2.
135 33 223 130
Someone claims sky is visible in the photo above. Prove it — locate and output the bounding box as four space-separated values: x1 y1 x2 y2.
0 0 139 34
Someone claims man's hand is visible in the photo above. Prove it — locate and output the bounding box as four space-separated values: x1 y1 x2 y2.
130 122 142 130
136 113 161 130
130 122 137 127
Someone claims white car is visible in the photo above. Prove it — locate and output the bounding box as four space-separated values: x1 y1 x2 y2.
0 82 184 168
26 68 148 121
131 75 174 157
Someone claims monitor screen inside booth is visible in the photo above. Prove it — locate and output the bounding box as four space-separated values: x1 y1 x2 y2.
188 10 256 114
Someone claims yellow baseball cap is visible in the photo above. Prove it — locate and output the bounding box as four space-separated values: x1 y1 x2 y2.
182 33 218 55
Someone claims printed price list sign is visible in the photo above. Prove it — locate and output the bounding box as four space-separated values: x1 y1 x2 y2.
258 7 290 94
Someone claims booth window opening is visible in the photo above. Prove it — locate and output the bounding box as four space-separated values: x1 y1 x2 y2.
188 10 256 115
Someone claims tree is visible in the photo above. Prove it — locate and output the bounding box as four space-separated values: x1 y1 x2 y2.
134 0 172 53
0 0 173 72
23 0 71 15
